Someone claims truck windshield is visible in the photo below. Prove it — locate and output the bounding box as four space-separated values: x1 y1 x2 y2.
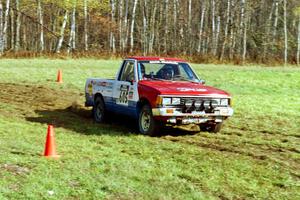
138 61 200 82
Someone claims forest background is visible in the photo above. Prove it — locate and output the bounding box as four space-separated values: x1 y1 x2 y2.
0 0 300 65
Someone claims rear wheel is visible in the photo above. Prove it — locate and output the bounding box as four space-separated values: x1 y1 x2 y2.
138 104 161 136
200 122 223 133
93 96 106 123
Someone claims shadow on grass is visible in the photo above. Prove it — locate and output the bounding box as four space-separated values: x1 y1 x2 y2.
26 106 198 137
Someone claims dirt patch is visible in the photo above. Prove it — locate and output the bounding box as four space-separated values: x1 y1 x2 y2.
0 82 88 118
1 164 30 176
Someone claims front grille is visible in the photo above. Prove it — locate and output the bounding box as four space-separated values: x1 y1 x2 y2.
179 97 226 113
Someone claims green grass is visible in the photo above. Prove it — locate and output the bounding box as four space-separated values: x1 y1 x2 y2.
0 58 299 199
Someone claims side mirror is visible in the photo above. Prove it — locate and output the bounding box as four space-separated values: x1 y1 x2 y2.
200 80 206 84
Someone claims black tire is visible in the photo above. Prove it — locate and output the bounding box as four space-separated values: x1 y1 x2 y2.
138 104 161 136
93 96 106 123
200 122 223 133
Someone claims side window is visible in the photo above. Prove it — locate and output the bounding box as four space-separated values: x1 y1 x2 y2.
119 61 135 82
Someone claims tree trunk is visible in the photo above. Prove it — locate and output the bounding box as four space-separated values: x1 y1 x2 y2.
149 0 157 53
68 6 76 53
129 0 138 53
215 16 221 57
241 0 247 63
164 0 169 54
22 15 26 50
3 0 10 50
297 16 300 65
55 10 68 53
141 0 148 55
172 0 178 52
220 0 230 60
37 0 44 52
197 2 206 53
188 0 192 54
122 0 128 51
84 0 88 51
262 1 274 59
0 0 3 54
211 0 216 56
119 0 123 52
283 0 287 65
10 5 13 50
14 0 20 51
272 0 279 48
110 0 116 53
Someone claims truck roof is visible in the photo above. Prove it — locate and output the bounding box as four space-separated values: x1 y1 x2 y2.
126 56 187 62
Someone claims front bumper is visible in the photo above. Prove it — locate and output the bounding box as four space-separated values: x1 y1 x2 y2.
152 107 233 124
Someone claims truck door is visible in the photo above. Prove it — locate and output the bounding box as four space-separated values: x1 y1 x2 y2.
112 60 139 117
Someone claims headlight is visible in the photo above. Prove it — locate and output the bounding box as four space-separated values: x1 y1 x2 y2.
162 98 171 105
185 100 193 107
211 100 218 108
172 98 181 105
203 100 210 107
220 99 229 106
194 100 202 108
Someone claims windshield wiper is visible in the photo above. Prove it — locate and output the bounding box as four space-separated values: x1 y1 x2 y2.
146 76 165 81
172 75 198 83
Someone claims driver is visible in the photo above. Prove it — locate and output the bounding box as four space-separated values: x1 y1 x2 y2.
160 65 174 80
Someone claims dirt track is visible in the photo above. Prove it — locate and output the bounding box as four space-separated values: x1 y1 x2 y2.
0 83 299 179
0 83 86 118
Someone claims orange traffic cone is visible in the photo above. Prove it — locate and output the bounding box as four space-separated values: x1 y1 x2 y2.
57 70 63 83
43 125 60 158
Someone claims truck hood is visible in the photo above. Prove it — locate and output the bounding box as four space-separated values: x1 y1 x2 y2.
139 80 230 97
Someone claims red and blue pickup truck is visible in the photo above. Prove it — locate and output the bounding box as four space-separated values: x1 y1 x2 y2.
85 56 233 135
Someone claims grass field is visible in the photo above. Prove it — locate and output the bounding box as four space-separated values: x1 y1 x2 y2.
0 58 299 199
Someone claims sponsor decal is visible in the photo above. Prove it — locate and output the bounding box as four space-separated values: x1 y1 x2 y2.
97 82 107 87
117 84 129 105
128 91 134 99
177 88 207 92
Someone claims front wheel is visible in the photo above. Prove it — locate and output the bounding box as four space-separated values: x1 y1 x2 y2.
200 122 223 133
138 104 161 136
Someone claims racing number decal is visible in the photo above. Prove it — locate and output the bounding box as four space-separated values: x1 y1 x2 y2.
117 85 129 105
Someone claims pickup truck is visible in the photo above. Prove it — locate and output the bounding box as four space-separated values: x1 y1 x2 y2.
85 56 233 135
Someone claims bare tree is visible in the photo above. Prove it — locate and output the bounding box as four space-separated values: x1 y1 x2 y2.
37 0 44 52
84 0 88 51
149 0 157 53
188 0 192 53
110 0 116 53
220 0 230 60
68 6 76 53
172 0 177 51
129 0 138 53
272 0 279 48
55 10 68 53
262 1 274 59
141 0 148 55
211 0 216 55
14 0 20 51
197 1 206 54
297 16 300 65
10 5 13 49
283 0 288 65
164 0 169 53
118 0 123 51
3 0 10 50
241 0 247 63
0 0 3 54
